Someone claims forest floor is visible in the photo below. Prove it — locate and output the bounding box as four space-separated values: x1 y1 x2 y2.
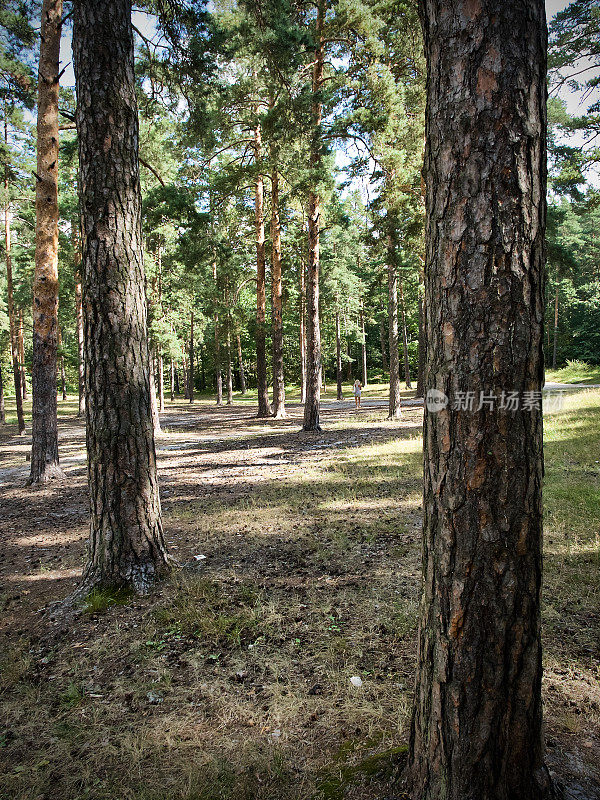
0 388 599 800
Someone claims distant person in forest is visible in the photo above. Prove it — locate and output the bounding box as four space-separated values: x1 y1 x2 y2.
354 379 362 409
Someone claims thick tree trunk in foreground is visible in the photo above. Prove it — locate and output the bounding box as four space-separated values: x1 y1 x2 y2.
405 2 550 799
271 164 286 418
30 0 63 484
388 246 402 419
3 186 25 435
552 284 559 370
399 279 412 389
303 0 324 432
254 120 270 418
336 307 343 400
416 292 425 397
188 312 194 404
73 0 169 593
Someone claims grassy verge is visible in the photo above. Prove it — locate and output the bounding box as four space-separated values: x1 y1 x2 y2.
546 360 600 385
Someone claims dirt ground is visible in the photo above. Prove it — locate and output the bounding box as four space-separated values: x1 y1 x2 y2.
0 399 599 800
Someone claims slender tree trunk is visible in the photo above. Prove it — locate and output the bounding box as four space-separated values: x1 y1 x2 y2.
188 311 194 404
405 2 551 799
18 310 28 400
380 316 388 374
254 117 270 418
149 353 161 436
416 292 425 397
29 0 62 483
0 360 5 423
58 327 67 400
181 356 188 400
174 362 180 396
552 283 559 370
226 329 233 405
303 0 324 431
214 318 222 406
236 333 246 394
73 0 169 593
299 258 307 404
336 307 343 400
399 278 412 389
388 243 402 419
271 160 286 418
170 359 175 402
3 165 25 434
360 304 368 388
158 353 164 412
345 336 352 382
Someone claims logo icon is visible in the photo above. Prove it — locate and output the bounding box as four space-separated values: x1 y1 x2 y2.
426 388 448 413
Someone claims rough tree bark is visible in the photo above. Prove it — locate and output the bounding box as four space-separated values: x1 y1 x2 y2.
303 0 324 432
73 0 169 593
29 0 63 483
404 2 551 799
3 169 25 435
336 307 343 400
399 278 412 389
388 237 402 419
254 116 270 418
271 161 286 418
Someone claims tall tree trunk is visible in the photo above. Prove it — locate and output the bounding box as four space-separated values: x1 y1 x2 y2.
237 333 246 394
181 356 188 400
388 244 402 419
214 318 222 406
30 0 63 483
3 163 25 434
405 2 551 798
226 329 233 405
149 353 161 436
58 327 67 401
380 316 388 374
552 283 559 370
158 353 164 412
174 362 180 396
336 307 343 400
188 311 194 404
399 278 412 389
170 359 175 402
299 258 307 404
254 117 270 417
18 310 28 400
360 304 368 388
271 160 286 418
73 0 169 593
345 336 352 382
0 360 5 423
76 279 85 415
303 0 324 432
416 292 425 397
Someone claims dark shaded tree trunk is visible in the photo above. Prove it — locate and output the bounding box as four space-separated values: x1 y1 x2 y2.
237 333 246 394
170 359 175 402
181 357 188 400
174 362 180 396
158 354 164 412
405 2 551 799
73 0 169 593
271 161 286 418
30 0 63 483
399 278 412 389
380 316 388 374
226 330 233 405
0 360 5 423
416 292 425 397
360 304 368 388
254 118 270 418
552 283 559 370
336 307 343 400
188 312 194 404
388 242 402 419
3 170 25 435
18 310 27 400
299 259 307 404
303 0 324 432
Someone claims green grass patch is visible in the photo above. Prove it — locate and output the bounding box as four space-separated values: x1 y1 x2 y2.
546 360 600 385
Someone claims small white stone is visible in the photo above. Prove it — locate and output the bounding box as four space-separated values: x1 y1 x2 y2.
350 676 363 687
